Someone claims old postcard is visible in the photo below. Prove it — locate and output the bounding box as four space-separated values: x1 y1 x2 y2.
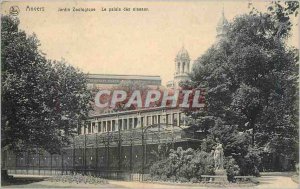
1 0 299 188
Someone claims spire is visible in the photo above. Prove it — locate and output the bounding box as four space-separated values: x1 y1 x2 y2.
222 4 225 19
216 6 228 38
173 46 191 88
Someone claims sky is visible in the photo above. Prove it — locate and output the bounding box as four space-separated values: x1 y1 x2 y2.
1 1 299 85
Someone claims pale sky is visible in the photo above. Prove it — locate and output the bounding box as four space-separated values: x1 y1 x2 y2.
1 1 299 85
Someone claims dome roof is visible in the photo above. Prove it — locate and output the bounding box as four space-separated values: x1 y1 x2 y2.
176 46 190 60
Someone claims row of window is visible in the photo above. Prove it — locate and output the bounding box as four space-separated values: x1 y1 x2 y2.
80 113 184 135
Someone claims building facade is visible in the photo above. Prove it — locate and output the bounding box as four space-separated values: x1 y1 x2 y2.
81 107 187 135
87 74 161 89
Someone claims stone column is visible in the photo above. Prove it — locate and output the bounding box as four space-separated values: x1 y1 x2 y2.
92 122 95 133
143 116 146 127
162 110 166 125
115 119 118 131
95 122 98 133
132 117 135 129
101 121 104 133
131 117 134 129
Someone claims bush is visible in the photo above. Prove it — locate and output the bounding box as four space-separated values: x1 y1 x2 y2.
178 177 189 183
238 147 261 176
190 177 199 183
48 173 108 185
149 158 170 179
149 147 214 182
224 156 240 182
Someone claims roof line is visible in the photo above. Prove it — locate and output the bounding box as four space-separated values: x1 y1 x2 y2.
87 73 161 77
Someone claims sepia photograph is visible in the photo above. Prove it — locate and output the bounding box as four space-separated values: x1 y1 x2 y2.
0 0 299 188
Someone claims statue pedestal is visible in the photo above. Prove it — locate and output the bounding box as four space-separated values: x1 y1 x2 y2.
214 169 228 183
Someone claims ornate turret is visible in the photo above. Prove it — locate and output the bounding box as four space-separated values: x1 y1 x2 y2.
173 46 190 88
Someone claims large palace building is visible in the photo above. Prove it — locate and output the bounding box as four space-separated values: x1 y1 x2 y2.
70 48 204 176
80 44 200 141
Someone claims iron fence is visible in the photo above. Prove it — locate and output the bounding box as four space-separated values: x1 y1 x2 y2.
3 124 202 180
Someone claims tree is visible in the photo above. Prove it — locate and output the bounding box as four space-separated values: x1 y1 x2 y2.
1 15 91 153
185 3 298 172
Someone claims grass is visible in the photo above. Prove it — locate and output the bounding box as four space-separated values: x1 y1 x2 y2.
2 175 112 188
2 176 45 187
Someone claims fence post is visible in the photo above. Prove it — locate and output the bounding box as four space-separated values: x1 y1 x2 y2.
73 137 75 174
61 150 63 175
32 152 34 175
118 121 122 171
142 129 144 181
50 154 52 175
15 153 17 174
144 140 147 180
38 149 40 175
95 133 98 176
84 135 87 174
26 151 29 175
107 137 110 172
130 139 133 172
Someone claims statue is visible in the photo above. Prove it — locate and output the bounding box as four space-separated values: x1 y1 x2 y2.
213 138 224 170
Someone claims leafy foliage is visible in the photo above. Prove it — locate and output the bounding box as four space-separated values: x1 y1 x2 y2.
224 156 240 182
183 2 298 173
1 15 91 153
149 147 214 182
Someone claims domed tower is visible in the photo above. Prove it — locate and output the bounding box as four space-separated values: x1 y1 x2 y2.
173 46 191 88
216 8 229 44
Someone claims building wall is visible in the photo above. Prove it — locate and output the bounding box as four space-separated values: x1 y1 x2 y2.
86 74 161 89
81 107 187 135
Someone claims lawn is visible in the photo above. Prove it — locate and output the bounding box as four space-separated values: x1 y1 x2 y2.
2 176 121 188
